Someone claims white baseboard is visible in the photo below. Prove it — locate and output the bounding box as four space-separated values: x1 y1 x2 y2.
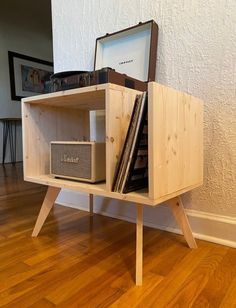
55 191 236 248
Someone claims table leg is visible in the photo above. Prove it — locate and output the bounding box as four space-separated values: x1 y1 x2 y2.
168 196 197 249
8 122 14 165
2 121 8 164
13 121 17 164
89 194 94 216
136 204 143 286
32 186 61 237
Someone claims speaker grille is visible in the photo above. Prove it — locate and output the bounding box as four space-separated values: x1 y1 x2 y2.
51 143 91 179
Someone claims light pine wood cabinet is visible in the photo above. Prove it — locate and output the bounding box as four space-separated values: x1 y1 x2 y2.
22 82 203 285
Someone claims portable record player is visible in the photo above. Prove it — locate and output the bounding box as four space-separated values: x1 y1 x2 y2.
50 20 158 92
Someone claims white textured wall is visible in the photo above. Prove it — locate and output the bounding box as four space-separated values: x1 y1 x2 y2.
51 0 236 245
0 0 53 162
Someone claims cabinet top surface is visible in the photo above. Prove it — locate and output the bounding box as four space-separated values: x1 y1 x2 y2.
21 83 142 104
21 82 203 106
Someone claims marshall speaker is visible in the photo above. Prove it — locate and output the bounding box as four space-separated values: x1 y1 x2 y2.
50 141 106 183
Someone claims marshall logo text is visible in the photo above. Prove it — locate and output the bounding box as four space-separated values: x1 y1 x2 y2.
61 154 79 164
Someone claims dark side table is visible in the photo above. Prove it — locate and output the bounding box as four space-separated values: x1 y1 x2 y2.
0 118 22 165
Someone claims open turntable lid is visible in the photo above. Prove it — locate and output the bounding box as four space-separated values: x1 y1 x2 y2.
94 20 158 82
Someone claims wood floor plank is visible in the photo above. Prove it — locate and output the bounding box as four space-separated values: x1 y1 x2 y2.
45 232 139 304
0 163 44 198
23 219 126 267
219 277 236 308
160 245 229 307
55 228 164 307
193 248 236 307
0 223 137 306
110 272 163 308
136 242 213 307
28 298 56 308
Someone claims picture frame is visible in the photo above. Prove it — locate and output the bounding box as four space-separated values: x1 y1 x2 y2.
8 51 53 101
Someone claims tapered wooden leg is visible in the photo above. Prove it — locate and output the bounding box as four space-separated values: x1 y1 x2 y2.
136 204 143 286
32 186 61 237
89 194 93 216
168 196 197 249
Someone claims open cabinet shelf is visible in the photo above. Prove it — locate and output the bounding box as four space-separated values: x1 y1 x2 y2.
25 174 152 205
22 83 142 199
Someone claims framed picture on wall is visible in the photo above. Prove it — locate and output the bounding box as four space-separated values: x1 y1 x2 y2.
8 51 53 101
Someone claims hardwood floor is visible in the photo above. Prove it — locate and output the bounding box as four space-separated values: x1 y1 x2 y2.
0 163 46 199
0 164 235 307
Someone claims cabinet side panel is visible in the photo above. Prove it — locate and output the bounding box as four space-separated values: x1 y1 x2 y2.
22 102 39 178
106 88 140 191
22 103 89 179
148 83 159 199
94 143 106 181
148 82 203 199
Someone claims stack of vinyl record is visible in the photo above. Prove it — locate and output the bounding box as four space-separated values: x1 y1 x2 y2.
112 92 148 193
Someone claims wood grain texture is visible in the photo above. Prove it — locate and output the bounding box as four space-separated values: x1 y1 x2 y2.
148 82 203 200
105 86 141 191
22 84 106 110
24 174 202 206
0 163 46 200
168 196 197 249
32 186 61 237
136 204 143 286
1 164 234 307
22 104 90 179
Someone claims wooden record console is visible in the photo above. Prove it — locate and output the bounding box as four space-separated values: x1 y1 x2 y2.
22 82 203 285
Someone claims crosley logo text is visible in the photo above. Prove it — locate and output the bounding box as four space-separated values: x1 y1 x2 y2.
119 59 134 65
61 154 79 164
